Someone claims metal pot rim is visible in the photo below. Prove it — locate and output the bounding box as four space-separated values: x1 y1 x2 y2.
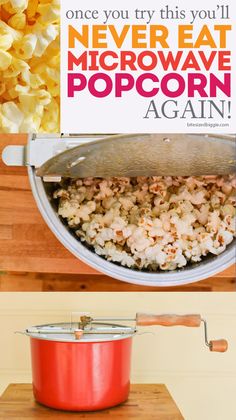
23 321 135 343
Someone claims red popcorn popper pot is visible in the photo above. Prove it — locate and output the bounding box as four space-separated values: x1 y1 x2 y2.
17 312 228 412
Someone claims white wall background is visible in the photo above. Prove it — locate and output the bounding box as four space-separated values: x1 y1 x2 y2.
0 292 236 420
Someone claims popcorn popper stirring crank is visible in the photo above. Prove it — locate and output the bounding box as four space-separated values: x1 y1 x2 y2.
2 133 236 286
16 311 228 411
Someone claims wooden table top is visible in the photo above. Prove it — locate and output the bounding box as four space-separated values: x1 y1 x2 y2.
0 383 184 419
0 134 235 292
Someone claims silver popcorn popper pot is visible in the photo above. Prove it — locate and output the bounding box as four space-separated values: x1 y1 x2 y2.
2 133 236 286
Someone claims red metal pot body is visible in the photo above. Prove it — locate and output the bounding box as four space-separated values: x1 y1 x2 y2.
30 336 133 411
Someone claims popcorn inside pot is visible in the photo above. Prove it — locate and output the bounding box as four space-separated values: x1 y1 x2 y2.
53 175 236 271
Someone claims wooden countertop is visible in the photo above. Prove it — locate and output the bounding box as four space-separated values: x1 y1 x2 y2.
0 134 235 291
0 383 184 419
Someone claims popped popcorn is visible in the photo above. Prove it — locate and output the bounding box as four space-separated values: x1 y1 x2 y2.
53 175 236 271
0 0 60 133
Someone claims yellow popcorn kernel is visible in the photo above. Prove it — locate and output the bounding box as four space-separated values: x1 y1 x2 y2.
0 6 12 23
35 88 51 105
35 102 44 117
0 33 13 49
15 85 30 93
10 0 28 13
18 89 50 113
0 0 9 4
48 50 60 66
48 55 60 70
47 84 58 97
45 66 59 81
28 58 46 74
8 12 26 29
19 113 41 132
0 20 22 41
1 0 16 16
19 100 44 117
40 76 59 97
18 92 39 112
2 76 19 100
21 69 43 88
13 33 37 59
37 2 60 24
26 0 38 19
3 56 29 77
40 97 59 132
0 82 6 96
0 101 24 132
7 87 18 99
2 75 17 87
1 92 13 101
33 23 58 57
2 1 17 14
0 49 12 70
42 36 60 59
9 83 30 98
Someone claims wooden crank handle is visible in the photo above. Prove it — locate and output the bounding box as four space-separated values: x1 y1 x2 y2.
74 329 84 340
136 313 201 327
209 339 228 352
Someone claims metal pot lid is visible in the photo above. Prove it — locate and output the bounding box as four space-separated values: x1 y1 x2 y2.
24 322 135 343
3 133 235 178
36 133 236 178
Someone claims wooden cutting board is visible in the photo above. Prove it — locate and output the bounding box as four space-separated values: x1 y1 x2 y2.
0 134 100 275
0 134 235 291
0 383 184 419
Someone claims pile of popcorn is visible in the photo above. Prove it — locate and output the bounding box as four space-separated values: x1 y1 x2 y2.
0 0 60 133
53 176 236 271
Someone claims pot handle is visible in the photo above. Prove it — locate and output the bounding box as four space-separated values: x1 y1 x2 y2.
209 340 228 353
136 313 201 327
2 145 26 166
202 319 228 352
